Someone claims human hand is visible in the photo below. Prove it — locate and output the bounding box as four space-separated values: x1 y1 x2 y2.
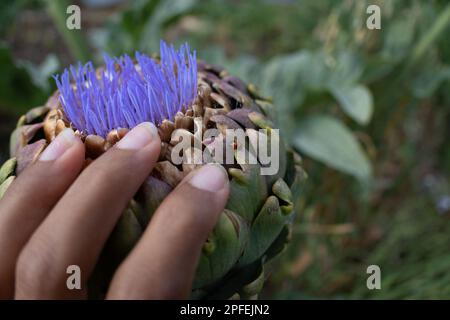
0 122 229 299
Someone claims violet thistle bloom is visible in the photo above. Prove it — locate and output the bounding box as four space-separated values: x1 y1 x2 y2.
54 40 198 137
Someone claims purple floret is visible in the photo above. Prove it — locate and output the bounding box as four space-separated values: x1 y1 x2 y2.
54 40 198 137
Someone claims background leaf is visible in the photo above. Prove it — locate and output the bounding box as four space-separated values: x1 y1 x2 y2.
330 85 374 125
293 115 372 180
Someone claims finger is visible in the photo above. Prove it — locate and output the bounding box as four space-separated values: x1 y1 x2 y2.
14 123 160 299
0 128 84 299
107 164 229 300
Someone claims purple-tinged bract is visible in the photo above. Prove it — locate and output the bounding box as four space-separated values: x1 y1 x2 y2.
54 40 197 137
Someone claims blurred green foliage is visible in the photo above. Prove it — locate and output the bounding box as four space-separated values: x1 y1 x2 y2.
0 43 48 113
0 0 449 299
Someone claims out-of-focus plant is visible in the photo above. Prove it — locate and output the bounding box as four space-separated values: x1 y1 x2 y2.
254 49 374 181
0 1 27 38
0 44 58 114
92 0 199 56
44 0 91 62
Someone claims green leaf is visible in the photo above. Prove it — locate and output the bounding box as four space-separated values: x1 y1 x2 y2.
254 49 365 138
326 50 363 87
261 50 327 93
330 85 374 125
382 15 416 62
293 115 372 180
410 63 450 98
256 50 317 137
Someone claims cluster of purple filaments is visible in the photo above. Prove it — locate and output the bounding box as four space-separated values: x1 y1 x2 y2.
54 40 197 137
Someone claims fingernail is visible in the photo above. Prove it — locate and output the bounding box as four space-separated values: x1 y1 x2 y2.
116 122 158 150
39 128 78 161
189 164 228 192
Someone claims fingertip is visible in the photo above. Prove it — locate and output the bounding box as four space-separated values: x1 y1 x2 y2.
110 122 161 169
187 164 230 221
53 133 85 173
39 129 79 162
116 122 159 150
188 164 229 192
105 164 231 300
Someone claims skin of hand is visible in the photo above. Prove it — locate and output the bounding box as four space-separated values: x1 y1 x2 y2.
0 122 230 300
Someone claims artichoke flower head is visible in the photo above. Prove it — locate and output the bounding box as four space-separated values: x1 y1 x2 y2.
55 41 198 137
0 40 305 299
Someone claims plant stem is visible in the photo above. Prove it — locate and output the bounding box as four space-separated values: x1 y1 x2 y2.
406 2 450 70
